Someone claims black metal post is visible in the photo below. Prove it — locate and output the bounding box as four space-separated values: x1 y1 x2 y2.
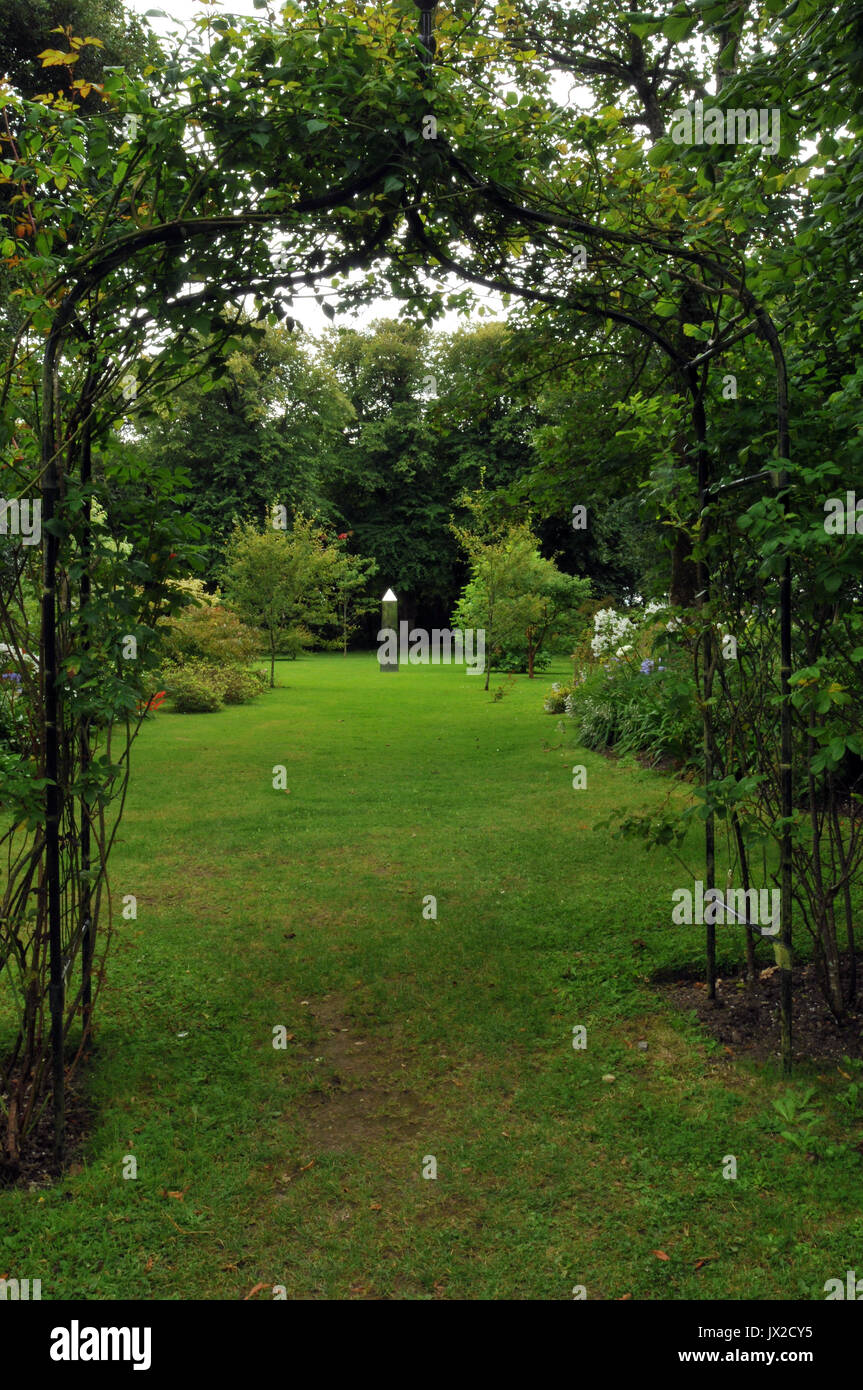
777 466 793 1074
80 399 93 1044
415 0 438 60
41 351 65 1166
708 464 794 1070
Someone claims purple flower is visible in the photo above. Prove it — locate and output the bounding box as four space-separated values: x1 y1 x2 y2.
640 659 654 674
1 672 22 684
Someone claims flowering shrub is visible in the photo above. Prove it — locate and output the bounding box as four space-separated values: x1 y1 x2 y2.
0 671 27 752
556 602 697 763
591 607 637 658
566 660 699 766
543 681 572 713
590 602 664 663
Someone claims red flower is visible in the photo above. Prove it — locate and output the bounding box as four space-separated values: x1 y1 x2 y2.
137 690 167 716
337 532 348 540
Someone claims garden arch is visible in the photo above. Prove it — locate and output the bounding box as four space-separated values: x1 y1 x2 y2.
2 0 797 1173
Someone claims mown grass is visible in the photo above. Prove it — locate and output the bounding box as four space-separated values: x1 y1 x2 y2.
1 652 862 1300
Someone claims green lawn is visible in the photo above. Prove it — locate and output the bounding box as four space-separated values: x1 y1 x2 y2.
2 652 861 1299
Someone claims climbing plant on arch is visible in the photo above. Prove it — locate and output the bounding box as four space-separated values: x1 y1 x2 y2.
1 0 859 1172
0 0 453 1173
377 0 863 1070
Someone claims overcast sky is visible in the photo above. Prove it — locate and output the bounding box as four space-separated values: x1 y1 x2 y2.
123 0 503 336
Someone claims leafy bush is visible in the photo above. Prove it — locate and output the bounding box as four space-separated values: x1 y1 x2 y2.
566 662 700 766
162 662 224 713
0 674 27 752
543 682 572 713
279 623 314 660
162 600 260 667
497 644 551 674
157 600 265 713
220 667 263 705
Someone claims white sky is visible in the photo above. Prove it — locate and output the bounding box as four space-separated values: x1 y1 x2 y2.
124 0 505 336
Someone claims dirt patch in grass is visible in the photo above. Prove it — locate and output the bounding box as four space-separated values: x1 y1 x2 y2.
295 994 429 1154
299 1086 427 1152
0 1075 91 1188
658 955 863 1065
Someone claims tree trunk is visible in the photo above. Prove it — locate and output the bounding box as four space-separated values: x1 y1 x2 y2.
669 528 698 607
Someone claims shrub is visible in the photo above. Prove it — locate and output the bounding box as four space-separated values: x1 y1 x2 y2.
220 667 262 705
543 682 572 714
497 644 551 674
163 662 224 713
280 623 314 660
0 673 28 752
566 661 700 766
162 601 261 667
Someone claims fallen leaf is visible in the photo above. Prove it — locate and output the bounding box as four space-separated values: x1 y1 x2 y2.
654 1250 670 1261
618 1292 632 1300
282 1159 315 1183
369 1201 382 1211
243 1282 270 1300
694 1254 719 1270
144 1256 154 1272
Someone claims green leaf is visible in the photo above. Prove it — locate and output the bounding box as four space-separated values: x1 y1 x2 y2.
662 15 698 41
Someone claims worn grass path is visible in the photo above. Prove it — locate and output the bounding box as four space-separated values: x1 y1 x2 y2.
2 653 861 1299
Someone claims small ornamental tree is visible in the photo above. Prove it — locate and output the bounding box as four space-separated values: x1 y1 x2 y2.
453 510 591 684
222 517 340 687
329 540 379 656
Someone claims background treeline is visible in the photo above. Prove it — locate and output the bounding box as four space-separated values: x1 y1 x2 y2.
119 315 666 639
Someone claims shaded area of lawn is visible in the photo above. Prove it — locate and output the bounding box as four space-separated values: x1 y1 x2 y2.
1 653 861 1299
